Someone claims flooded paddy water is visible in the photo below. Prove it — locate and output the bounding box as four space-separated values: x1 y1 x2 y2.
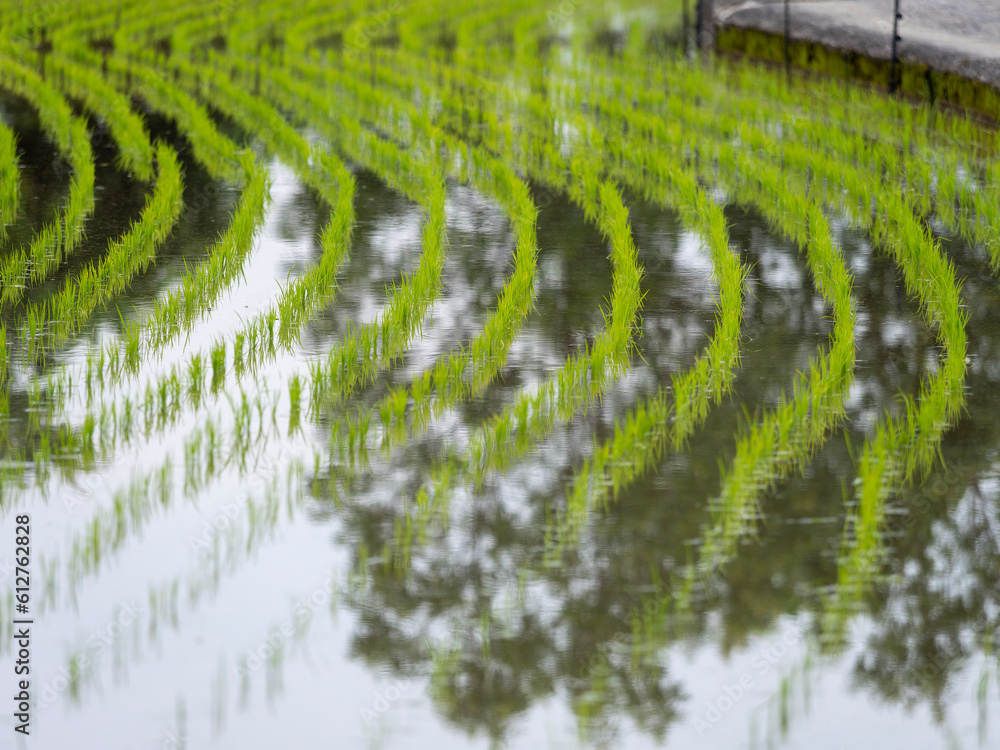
0 2 999 749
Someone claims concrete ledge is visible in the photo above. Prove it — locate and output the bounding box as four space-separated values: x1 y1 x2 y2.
715 0 1000 120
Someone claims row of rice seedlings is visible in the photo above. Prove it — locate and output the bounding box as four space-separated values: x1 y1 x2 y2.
821 183 968 648
403 17 995 271
0 51 96 310
677 170 854 596
551 150 746 552
0 121 18 243
596 60 972 634
439 161 642 484
235 59 451 415
585 82 857 567
148 51 358 354
0 31 271 403
358 44 747 535
281 35 649 555
582 71 966 662
3 34 439 564
333 167 536 459
49 53 156 181
319 149 537 457
229 46 540 456
597 52 998 265
15 143 183 363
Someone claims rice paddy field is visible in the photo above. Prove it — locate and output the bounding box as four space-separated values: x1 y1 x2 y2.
0 0 999 747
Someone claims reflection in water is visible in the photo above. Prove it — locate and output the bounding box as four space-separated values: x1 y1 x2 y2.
1 106 998 749
326 201 876 747
306 205 1000 749
0 91 72 250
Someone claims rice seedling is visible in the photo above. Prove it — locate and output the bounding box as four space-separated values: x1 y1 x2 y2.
15 142 183 363
0 122 19 243
50 54 156 181
0 53 95 310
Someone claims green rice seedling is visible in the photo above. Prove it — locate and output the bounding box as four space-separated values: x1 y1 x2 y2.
97 154 269 372
210 342 226 394
50 54 155 181
233 332 246 379
16 142 184 354
0 123 18 243
0 54 95 309
288 374 302 436
187 354 205 408
225 68 452 416
0 323 7 390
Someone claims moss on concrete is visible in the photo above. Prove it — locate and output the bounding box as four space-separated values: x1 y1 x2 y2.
717 26 1000 122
